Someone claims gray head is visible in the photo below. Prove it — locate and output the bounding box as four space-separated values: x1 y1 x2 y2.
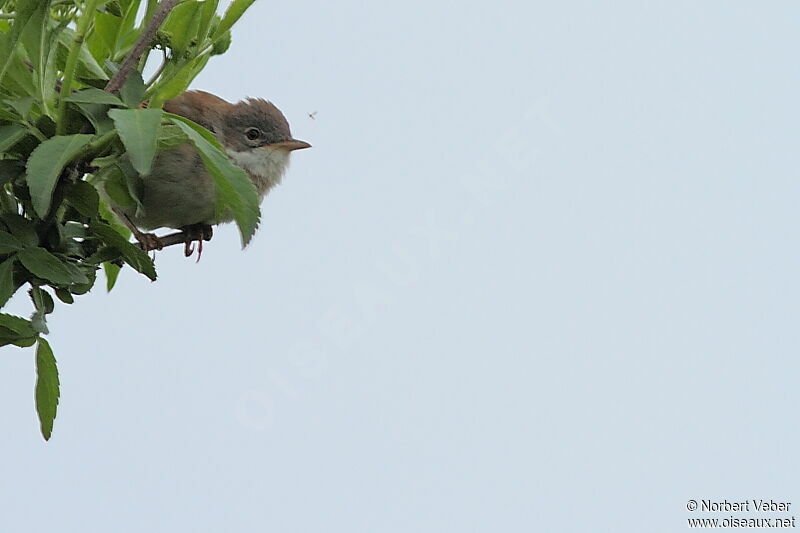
164 91 311 153
218 98 311 153
163 91 311 195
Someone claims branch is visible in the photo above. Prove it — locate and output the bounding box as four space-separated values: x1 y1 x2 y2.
104 0 180 94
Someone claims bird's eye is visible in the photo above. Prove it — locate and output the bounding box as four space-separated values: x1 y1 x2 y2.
245 127 261 141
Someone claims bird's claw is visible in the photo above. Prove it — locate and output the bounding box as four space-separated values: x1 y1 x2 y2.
182 224 213 262
136 232 164 252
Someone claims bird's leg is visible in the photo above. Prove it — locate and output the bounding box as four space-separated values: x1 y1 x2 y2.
112 207 164 252
181 223 213 261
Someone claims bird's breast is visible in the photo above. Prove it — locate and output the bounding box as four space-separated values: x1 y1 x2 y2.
225 147 291 197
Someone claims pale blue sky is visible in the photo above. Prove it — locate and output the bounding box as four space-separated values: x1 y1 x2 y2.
2 1 799 531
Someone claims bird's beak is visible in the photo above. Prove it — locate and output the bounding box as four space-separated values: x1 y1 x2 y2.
269 139 312 151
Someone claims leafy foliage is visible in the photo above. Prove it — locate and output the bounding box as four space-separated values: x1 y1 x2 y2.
0 0 258 440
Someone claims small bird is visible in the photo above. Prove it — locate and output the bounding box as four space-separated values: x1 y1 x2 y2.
114 90 310 256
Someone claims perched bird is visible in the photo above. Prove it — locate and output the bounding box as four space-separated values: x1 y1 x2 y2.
113 90 310 256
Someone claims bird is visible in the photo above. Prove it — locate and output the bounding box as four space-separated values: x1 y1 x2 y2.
112 90 311 257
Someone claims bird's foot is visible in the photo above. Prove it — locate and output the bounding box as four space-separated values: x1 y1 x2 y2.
135 231 164 253
182 224 214 261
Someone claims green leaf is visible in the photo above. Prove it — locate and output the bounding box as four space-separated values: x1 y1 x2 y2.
108 108 163 175
167 114 260 247
1 58 36 98
0 230 25 253
149 55 208 108
0 313 36 337
115 0 141 52
65 180 100 218
90 222 156 281
210 29 231 56
0 58 36 98
35 337 59 441
0 189 17 214
197 0 220 43
97 163 137 209
86 11 119 62
26 133 94 218
67 267 96 295
86 245 122 265
0 257 18 307
5 336 37 348
17 247 89 285
65 87 125 106
0 124 27 153
104 261 121 291
0 0 40 87
0 213 39 247
20 1 59 115
157 123 189 149
119 69 146 108
74 102 115 135
56 27 110 81
0 313 38 348
212 0 256 42
0 160 26 186
162 1 204 54
29 287 51 334
6 96 34 120
54 287 74 304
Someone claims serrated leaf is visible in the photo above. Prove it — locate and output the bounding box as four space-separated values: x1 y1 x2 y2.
26 133 94 218
65 87 125 106
0 258 18 308
35 337 59 441
108 108 163 175
65 180 100 218
90 222 156 281
17 247 89 285
0 230 25 253
167 114 260 247
0 313 36 337
86 246 122 265
0 124 27 153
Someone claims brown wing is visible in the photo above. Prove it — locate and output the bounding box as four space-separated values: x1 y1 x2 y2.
163 90 229 132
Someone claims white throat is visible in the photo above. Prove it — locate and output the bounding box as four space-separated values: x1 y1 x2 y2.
226 147 291 197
